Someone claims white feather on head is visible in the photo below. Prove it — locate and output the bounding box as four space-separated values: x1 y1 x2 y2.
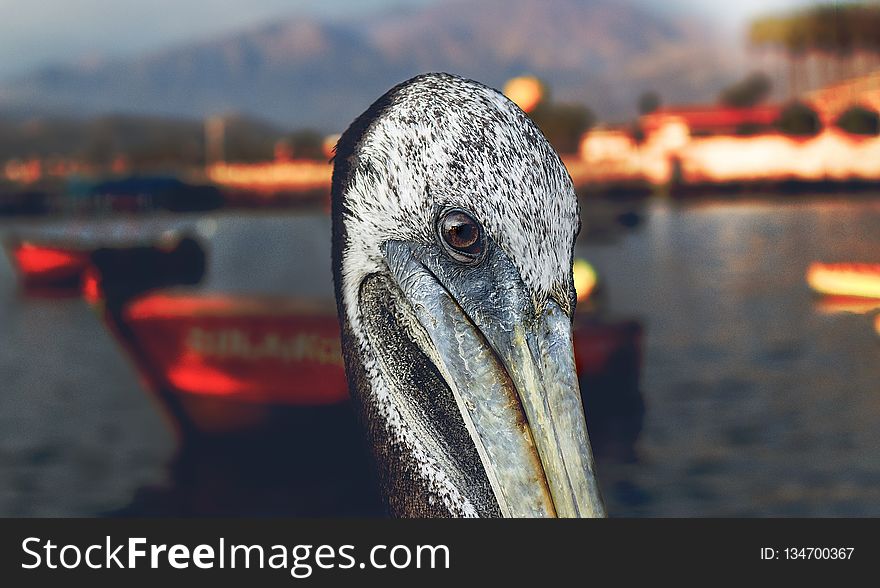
332 72 580 515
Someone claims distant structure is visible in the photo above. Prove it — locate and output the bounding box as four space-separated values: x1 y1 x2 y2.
205 116 226 166
570 69 880 189
640 105 781 137
204 132 342 203
804 69 880 125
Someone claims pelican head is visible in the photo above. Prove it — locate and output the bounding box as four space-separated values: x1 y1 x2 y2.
331 73 604 517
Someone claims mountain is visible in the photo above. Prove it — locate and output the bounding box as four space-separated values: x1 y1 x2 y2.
0 0 739 131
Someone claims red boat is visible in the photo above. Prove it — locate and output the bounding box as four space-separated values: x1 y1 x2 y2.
5 225 193 294
98 288 641 437
87 240 643 440
113 291 350 434
4 240 90 290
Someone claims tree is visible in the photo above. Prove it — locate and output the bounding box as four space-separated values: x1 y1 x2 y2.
775 101 822 136
836 105 880 135
287 129 325 160
638 91 661 115
750 3 880 56
749 3 880 94
719 72 772 108
529 102 595 155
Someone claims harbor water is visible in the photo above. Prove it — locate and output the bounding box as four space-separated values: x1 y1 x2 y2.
1 195 878 516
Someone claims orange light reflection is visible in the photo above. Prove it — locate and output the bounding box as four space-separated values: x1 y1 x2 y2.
807 263 880 300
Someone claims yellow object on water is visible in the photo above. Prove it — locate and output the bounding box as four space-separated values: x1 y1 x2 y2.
806 263 880 300
573 259 598 302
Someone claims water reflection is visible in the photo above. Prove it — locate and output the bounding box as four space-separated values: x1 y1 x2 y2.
81 232 641 515
580 197 880 516
0 196 878 516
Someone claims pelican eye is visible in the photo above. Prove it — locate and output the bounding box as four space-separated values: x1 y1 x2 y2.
437 208 484 263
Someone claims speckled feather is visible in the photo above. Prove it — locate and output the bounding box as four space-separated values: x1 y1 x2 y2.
331 73 580 517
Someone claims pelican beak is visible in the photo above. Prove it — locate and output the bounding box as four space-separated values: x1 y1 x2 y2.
382 240 605 517
489 301 606 517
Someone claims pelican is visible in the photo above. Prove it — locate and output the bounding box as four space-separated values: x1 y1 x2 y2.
331 73 605 517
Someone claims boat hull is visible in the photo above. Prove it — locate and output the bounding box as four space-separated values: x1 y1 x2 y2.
807 262 880 300
5 240 90 289
103 291 643 438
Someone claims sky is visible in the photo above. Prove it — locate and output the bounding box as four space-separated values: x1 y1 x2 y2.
0 0 823 80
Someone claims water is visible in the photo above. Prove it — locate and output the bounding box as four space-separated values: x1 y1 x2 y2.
580 197 880 516
0 196 878 516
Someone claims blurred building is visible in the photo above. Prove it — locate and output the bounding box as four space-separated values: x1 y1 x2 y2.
640 105 781 137
805 70 880 126
574 70 880 189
